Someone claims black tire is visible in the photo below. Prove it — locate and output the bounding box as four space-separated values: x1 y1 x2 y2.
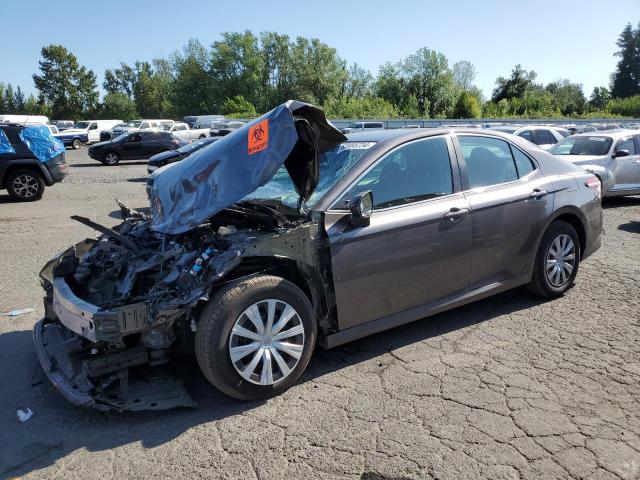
102 151 120 166
528 220 580 298
195 275 317 401
71 138 82 150
6 169 45 202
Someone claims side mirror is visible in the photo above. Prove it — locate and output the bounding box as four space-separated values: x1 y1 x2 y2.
613 149 629 158
349 190 373 227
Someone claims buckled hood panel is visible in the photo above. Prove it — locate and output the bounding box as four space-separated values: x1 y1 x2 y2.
149 100 346 235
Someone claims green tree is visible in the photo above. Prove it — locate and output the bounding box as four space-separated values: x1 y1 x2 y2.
220 95 257 117
491 65 538 102
14 86 25 112
611 23 640 98
452 91 481 118
170 39 215 117
322 96 399 118
400 94 422 118
103 62 136 98
589 86 610 110
546 80 586 115
452 60 477 90
100 92 137 120
344 63 373 98
32 45 99 119
374 63 407 107
4 84 15 113
0 84 5 113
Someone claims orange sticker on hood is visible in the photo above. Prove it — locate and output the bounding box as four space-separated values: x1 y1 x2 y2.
248 119 269 155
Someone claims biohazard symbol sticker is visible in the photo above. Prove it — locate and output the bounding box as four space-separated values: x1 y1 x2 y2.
248 119 269 155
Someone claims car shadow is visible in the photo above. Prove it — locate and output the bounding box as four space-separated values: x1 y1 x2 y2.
602 196 640 209
70 161 149 168
107 207 151 219
126 177 149 183
0 288 547 478
0 193 16 204
618 221 640 234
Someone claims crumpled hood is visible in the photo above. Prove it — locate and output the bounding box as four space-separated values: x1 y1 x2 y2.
555 154 608 165
149 100 346 235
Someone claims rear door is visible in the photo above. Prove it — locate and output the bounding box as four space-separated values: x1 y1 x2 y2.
454 134 554 289
610 135 640 193
325 135 472 330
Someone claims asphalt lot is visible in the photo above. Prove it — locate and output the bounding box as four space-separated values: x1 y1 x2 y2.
1 148 639 480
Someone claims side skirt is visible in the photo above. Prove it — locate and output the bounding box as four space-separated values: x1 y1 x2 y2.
319 276 527 349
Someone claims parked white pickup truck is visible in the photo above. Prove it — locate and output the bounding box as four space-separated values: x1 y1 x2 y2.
162 122 209 141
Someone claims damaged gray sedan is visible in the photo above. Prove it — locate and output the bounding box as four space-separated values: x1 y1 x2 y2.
35 101 603 411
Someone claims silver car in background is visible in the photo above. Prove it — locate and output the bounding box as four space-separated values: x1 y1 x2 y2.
549 130 640 197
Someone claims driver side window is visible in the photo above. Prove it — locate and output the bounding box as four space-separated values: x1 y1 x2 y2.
616 137 636 155
346 137 453 210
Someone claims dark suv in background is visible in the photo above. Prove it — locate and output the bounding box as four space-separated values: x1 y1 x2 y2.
88 131 187 165
0 124 68 201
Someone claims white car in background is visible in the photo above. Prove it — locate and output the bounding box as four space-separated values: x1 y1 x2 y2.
513 126 570 150
161 122 209 141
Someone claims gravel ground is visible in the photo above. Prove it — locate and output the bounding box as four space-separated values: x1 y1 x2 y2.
0 149 639 480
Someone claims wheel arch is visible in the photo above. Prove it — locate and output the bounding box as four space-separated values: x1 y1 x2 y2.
2 161 52 187
541 207 588 260
223 256 335 334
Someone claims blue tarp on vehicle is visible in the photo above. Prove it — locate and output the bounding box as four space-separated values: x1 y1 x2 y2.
149 100 346 234
0 129 16 155
19 125 65 163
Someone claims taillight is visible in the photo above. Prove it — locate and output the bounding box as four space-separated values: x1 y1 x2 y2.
585 175 601 196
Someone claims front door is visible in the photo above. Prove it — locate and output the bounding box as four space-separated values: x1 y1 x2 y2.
326 136 472 330
610 136 640 193
88 122 99 143
455 135 554 289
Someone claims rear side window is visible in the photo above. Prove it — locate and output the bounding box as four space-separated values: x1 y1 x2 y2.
518 130 533 142
533 129 555 145
511 147 536 177
458 136 519 188
1 127 21 144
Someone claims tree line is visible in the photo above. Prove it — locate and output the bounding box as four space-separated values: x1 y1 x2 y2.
1 23 639 121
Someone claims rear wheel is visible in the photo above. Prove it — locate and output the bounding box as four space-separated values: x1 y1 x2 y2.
6 169 45 201
102 151 120 166
71 138 82 150
198 134 206 139
195 275 316 400
528 221 580 297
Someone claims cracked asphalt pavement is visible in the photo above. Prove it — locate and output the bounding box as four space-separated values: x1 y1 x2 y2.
1 149 639 480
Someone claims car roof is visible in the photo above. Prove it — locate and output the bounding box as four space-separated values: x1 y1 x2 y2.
345 127 527 144
572 129 640 138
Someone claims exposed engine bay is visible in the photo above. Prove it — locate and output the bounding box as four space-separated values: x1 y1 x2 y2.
34 100 345 411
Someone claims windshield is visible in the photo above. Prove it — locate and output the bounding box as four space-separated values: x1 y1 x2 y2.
348 123 361 129
74 121 90 129
550 136 613 156
243 141 376 209
125 121 142 128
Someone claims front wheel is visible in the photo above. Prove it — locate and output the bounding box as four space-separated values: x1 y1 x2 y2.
102 151 120 166
528 221 580 297
195 275 316 400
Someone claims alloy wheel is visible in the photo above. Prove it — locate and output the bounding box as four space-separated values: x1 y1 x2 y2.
229 299 305 386
545 233 576 287
12 174 40 198
105 153 119 165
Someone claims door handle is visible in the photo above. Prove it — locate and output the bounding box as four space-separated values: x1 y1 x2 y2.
529 189 548 199
443 207 469 221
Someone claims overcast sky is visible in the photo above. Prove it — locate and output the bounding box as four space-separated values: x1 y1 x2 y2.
1 0 638 99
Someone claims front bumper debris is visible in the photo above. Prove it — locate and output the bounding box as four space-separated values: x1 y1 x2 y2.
33 318 196 412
